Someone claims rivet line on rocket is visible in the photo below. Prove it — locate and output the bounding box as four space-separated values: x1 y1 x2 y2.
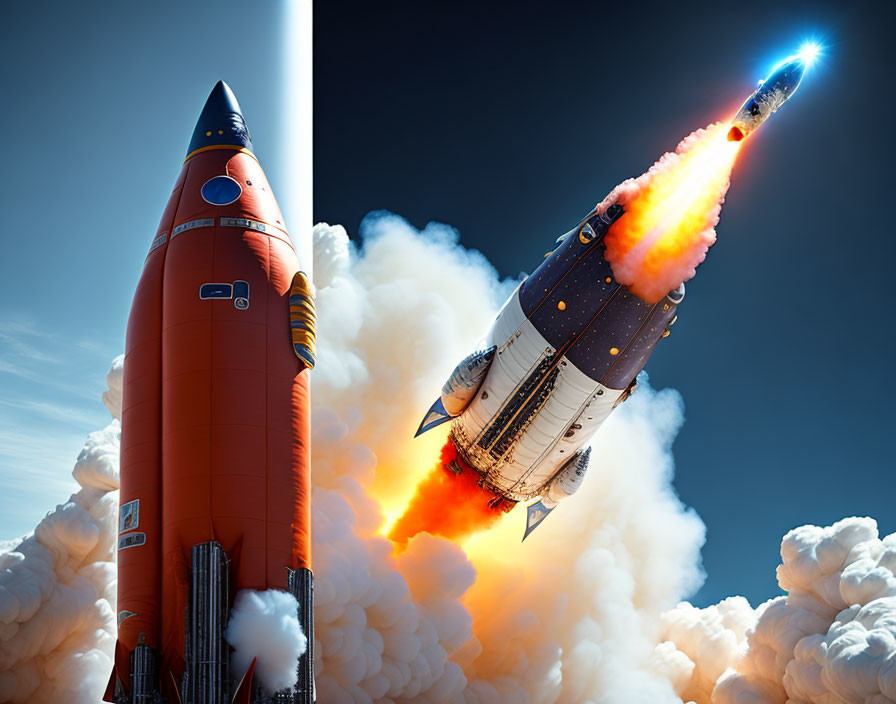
473 287 623 458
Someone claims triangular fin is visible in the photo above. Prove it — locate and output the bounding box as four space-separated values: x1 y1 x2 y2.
231 657 257 704
522 500 555 541
168 671 183 704
414 397 452 437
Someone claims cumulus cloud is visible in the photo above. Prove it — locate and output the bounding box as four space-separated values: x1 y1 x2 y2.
709 518 896 704
656 597 756 702
0 357 122 703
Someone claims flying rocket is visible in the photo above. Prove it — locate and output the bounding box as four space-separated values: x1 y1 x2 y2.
105 82 315 704
415 204 681 540
412 43 817 542
727 43 819 142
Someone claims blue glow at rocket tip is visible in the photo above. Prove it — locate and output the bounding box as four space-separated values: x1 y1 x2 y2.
764 39 824 77
797 41 823 66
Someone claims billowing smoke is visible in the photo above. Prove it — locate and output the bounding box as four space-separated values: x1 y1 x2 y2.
655 597 756 702
2 213 895 704
307 216 706 702
0 358 121 703
601 123 739 303
224 589 307 693
657 517 896 704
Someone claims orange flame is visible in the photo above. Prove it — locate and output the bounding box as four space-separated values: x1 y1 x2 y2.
601 123 741 303
389 441 514 545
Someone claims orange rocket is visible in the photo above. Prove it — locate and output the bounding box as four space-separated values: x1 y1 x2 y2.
105 82 315 704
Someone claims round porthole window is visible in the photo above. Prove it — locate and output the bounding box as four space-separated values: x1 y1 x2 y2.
578 222 596 244
201 175 242 206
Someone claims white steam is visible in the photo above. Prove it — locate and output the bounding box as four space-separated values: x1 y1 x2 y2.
658 517 896 704
0 358 122 703
711 517 896 704
307 215 705 702
224 589 307 693
1 214 895 704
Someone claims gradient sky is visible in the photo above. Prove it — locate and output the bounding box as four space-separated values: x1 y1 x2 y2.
1 0 894 610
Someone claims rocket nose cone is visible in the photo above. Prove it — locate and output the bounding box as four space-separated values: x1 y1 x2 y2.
186 81 253 159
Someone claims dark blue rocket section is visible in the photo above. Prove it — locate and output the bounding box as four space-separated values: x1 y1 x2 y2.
186 81 253 157
519 206 679 390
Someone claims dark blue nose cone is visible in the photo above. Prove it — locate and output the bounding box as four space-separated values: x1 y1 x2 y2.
186 81 253 159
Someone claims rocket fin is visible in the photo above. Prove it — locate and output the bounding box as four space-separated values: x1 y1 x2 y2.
231 657 257 704
415 397 453 437
522 500 555 541
168 671 184 704
415 346 496 438
101 663 123 702
102 641 129 702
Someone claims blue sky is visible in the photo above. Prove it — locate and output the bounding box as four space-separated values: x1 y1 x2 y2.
2 0 895 609
0 1 289 536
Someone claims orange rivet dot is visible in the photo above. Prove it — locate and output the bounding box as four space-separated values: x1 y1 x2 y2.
605 276 612 283
205 131 212 136
610 347 619 355
557 301 566 311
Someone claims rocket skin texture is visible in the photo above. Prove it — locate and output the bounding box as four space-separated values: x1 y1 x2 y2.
416 206 680 536
109 83 312 699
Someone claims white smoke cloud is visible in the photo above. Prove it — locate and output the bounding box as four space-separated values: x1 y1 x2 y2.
0 357 122 704
654 517 896 704
224 589 307 693
708 517 896 704
655 597 756 702
307 216 705 703
2 214 895 704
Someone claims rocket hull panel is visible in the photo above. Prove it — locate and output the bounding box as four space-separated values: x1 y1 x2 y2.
111 83 312 699
116 171 187 674
157 152 310 680
443 207 678 505
453 289 623 500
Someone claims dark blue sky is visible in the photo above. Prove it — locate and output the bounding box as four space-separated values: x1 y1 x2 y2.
0 0 893 610
314 0 896 606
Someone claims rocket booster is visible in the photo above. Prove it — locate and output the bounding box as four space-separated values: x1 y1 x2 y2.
415 204 682 539
106 83 315 703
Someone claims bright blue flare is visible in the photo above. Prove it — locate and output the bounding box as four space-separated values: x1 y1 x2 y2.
797 41 823 66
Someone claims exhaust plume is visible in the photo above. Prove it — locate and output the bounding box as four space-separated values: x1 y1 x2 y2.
388 441 510 545
601 123 740 303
